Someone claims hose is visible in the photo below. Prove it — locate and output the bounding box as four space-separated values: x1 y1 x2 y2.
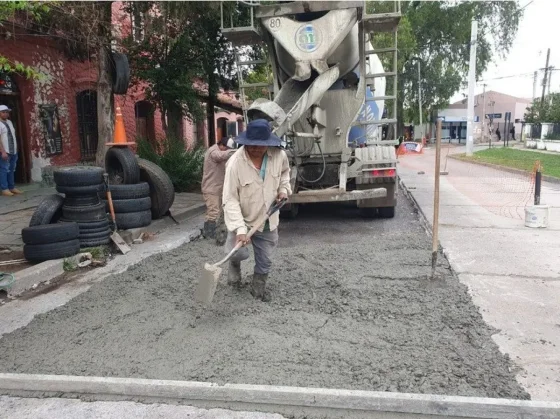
291 141 327 184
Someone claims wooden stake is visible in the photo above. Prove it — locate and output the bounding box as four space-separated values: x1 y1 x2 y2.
431 119 442 279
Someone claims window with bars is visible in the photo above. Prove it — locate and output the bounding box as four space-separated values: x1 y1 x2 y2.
76 90 98 161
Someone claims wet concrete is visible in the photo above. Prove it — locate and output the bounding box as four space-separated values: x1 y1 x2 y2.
0 193 529 399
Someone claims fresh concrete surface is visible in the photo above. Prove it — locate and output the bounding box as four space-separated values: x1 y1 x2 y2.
0 396 286 419
398 147 560 401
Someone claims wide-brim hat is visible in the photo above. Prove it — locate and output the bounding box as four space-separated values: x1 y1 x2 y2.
0 105 11 112
236 118 282 147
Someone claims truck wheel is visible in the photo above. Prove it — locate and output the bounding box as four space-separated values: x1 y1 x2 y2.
280 203 299 220
359 208 377 218
378 206 395 218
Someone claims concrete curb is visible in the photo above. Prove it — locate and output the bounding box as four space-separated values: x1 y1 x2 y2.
8 204 205 298
398 177 432 237
448 155 560 184
0 373 557 419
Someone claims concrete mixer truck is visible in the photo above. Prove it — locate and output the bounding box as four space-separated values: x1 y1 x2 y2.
221 1 401 218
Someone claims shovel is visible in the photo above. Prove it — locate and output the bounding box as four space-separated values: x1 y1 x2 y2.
103 173 131 255
195 198 287 304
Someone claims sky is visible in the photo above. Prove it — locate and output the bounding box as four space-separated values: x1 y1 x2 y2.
450 0 559 104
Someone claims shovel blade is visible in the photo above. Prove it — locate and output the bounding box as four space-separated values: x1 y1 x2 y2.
111 231 131 254
195 263 222 304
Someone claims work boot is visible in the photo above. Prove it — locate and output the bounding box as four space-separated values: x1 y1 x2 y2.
227 261 242 288
1 190 13 197
10 188 22 195
203 221 216 239
250 273 271 302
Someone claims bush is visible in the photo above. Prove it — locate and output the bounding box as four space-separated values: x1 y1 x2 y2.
137 138 205 193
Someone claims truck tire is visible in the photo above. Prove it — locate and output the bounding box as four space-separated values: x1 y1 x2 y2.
105 182 150 200
101 197 151 213
53 166 104 187
280 203 299 220
63 195 101 207
111 52 130 95
62 202 107 222
359 208 377 218
137 158 175 219
24 239 80 262
22 223 79 245
105 147 140 185
80 236 112 248
115 209 152 230
378 206 395 219
29 195 64 226
79 228 111 240
56 183 105 196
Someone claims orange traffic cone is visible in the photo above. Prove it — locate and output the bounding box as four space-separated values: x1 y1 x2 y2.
106 106 135 147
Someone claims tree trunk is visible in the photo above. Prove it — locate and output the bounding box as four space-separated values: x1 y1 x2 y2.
206 97 216 146
95 1 114 167
167 103 183 140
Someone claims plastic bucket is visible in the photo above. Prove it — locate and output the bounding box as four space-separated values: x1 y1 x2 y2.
524 205 550 228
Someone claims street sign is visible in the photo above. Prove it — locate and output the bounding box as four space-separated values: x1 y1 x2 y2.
485 113 502 119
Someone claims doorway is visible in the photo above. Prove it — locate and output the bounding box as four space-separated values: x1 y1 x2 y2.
0 73 29 183
135 101 155 144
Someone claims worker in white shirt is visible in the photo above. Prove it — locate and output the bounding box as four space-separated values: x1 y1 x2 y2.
0 105 22 196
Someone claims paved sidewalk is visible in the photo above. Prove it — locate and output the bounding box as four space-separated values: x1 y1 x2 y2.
398 148 560 401
0 186 205 249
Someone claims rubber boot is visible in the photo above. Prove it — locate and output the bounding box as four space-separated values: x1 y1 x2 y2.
250 273 271 302
203 221 216 239
227 261 242 288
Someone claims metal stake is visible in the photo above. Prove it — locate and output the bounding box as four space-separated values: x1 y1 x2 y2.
431 119 442 279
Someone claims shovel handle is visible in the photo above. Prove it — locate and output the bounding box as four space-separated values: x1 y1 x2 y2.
106 190 117 223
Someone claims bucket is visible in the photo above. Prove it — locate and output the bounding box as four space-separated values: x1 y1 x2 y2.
524 205 550 228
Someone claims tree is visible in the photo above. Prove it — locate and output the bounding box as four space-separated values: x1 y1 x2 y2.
368 1 522 133
123 2 236 143
525 93 560 124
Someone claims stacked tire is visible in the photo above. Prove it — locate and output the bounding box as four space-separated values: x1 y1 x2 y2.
103 147 174 225
54 166 111 248
22 223 80 262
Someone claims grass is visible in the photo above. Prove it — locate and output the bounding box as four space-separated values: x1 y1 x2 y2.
456 148 560 179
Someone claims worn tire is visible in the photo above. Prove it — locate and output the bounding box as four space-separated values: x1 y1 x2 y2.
63 195 100 207
29 195 64 226
79 228 111 240
56 183 105 197
378 206 395 219
101 197 151 213
104 182 150 200
115 209 152 230
53 166 104 187
137 158 175 219
24 239 80 262
111 52 130 95
60 218 109 230
22 223 79 245
105 147 140 185
62 202 107 222
80 236 112 248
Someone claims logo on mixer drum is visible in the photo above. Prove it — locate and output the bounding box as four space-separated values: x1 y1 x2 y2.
296 24 320 52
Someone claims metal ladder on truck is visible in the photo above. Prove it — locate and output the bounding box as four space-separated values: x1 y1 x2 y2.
219 1 273 123
355 1 401 145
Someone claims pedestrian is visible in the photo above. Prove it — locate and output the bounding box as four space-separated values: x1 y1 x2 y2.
0 105 22 197
201 137 236 239
510 125 515 141
222 119 291 301
496 127 501 142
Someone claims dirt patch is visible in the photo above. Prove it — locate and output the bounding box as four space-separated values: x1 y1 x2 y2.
0 248 32 274
0 195 529 399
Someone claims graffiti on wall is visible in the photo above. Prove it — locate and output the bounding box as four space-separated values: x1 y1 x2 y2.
39 104 63 156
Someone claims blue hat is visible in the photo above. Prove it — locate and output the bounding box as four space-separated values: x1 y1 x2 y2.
236 119 282 147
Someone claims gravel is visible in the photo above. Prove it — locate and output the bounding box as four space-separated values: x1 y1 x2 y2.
0 193 529 399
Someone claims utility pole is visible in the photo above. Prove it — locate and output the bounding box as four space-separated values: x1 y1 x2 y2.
548 67 553 95
466 19 478 156
481 83 487 145
541 48 550 104
418 60 423 140
533 71 538 102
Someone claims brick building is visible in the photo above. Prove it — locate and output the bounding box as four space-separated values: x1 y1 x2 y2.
0 2 243 185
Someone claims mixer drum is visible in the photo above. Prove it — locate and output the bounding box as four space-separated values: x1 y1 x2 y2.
274 22 359 81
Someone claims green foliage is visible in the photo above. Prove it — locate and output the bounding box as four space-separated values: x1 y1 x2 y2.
368 1 522 127
123 2 236 130
525 94 560 124
137 138 205 192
